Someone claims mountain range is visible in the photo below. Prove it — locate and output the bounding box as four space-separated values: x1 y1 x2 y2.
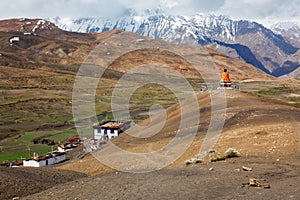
1 16 300 200
50 9 300 78
0 16 274 145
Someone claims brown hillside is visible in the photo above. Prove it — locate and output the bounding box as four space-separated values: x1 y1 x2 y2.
0 18 95 41
0 21 275 139
0 18 274 81
24 84 299 200
58 88 300 175
88 31 274 81
0 167 86 200
0 19 299 200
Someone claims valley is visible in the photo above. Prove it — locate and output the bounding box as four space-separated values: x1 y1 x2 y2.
0 18 299 200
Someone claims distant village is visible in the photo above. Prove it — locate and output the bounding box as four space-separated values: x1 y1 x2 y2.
1 120 131 168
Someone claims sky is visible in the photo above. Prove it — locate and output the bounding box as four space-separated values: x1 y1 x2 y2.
1 0 300 26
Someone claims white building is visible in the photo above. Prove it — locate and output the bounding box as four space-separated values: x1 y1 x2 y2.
93 120 131 140
57 143 79 152
23 159 46 167
23 152 66 167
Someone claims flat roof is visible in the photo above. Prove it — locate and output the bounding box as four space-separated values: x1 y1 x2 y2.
93 120 131 129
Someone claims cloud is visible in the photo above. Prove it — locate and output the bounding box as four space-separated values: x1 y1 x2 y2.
0 0 225 19
219 0 300 23
0 0 123 19
163 0 225 15
0 0 299 25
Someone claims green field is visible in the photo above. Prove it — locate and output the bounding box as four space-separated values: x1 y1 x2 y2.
0 66 204 163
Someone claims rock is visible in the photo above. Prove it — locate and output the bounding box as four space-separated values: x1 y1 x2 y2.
248 178 270 189
225 148 240 158
209 167 214 171
242 166 253 171
249 178 260 187
261 183 271 189
185 157 202 165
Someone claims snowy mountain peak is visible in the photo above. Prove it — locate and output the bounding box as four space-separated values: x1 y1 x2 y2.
48 12 241 43
143 7 165 16
271 21 300 31
47 11 299 77
270 21 300 49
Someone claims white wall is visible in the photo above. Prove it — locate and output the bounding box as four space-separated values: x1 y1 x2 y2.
57 146 65 152
23 154 66 167
108 129 119 139
57 146 73 152
55 154 66 163
47 157 55 165
23 160 46 167
94 128 120 140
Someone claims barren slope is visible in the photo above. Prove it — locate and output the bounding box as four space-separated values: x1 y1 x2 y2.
0 26 274 155
58 82 299 175
23 84 300 200
1 20 298 199
0 167 86 200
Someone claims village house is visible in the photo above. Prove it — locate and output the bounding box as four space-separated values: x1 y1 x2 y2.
23 152 66 167
57 142 79 153
93 120 131 140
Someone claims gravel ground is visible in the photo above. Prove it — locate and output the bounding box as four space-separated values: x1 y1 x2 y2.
0 167 87 200
21 155 300 200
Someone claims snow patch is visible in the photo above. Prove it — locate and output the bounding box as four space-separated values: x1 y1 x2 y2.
37 19 45 25
9 37 20 43
272 21 299 31
32 20 46 32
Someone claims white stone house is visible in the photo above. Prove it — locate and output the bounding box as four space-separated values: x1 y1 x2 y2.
93 120 131 140
23 152 66 167
57 142 79 152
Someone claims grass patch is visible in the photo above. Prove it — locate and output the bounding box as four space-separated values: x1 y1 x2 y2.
15 132 41 143
257 86 300 105
130 83 177 109
46 129 78 142
0 144 53 163
257 87 292 97
0 150 31 163
0 128 79 162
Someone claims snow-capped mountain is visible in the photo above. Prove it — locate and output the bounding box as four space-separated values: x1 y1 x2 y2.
271 22 300 48
50 10 241 44
49 9 300 77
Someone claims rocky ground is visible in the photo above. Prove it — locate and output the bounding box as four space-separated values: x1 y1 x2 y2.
15 84 300 200
0 167 87 200
21 155 300 200
0 25 299 200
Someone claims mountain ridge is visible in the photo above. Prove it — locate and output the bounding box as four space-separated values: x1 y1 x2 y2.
48 11 300 77
0 17 273 82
